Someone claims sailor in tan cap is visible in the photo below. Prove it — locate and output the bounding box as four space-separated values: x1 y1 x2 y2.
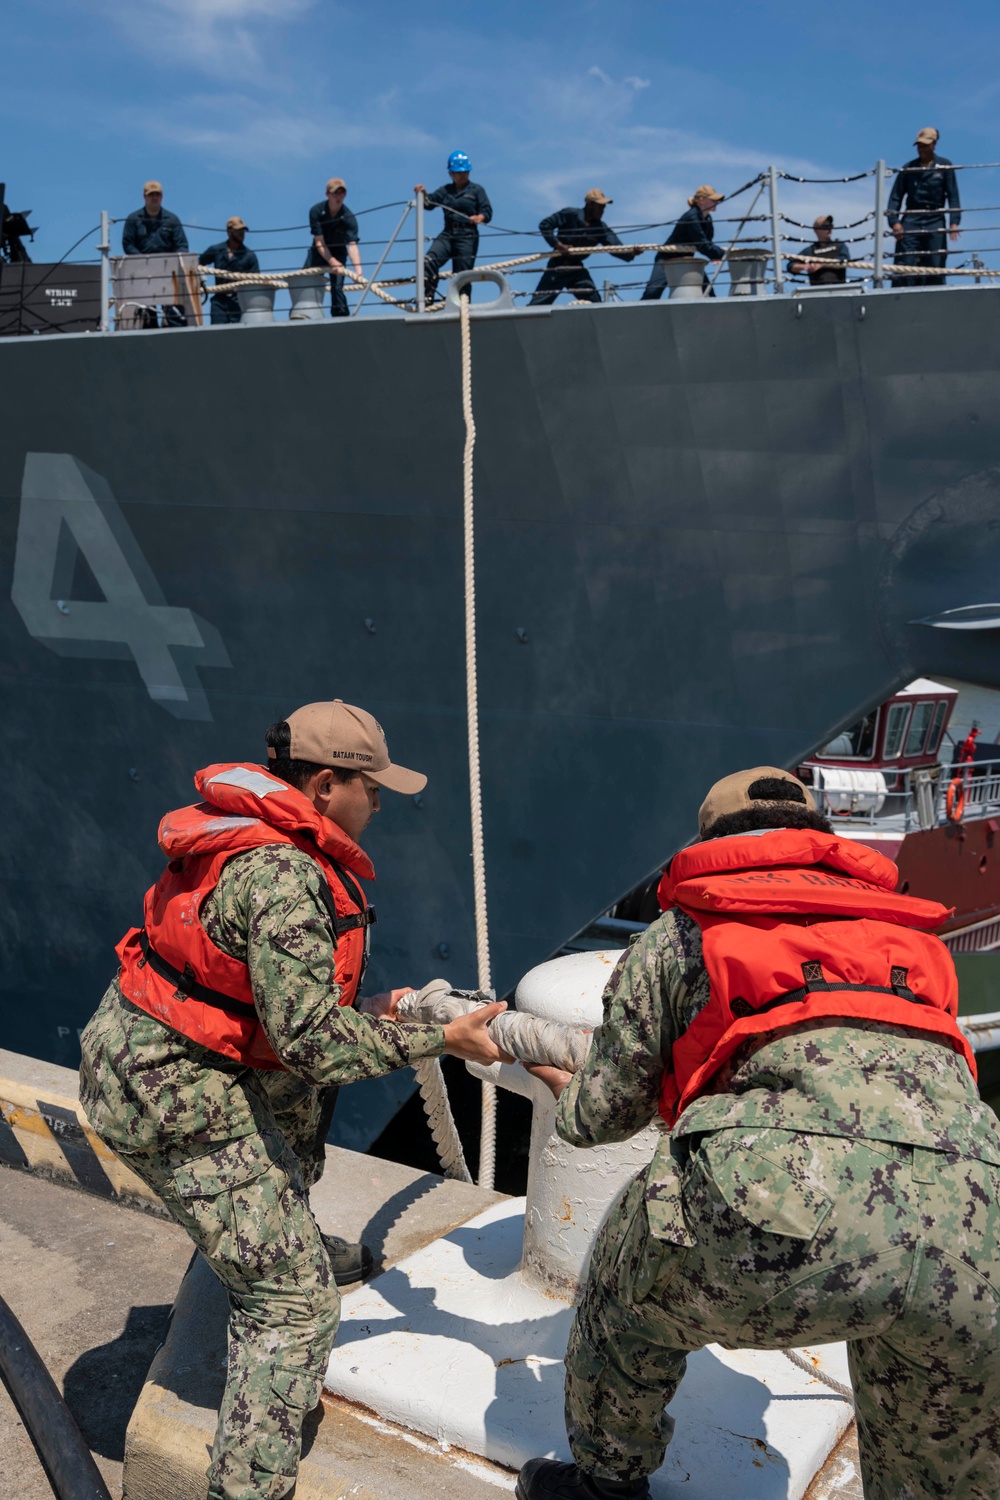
197 214 259 324
641 183 726 301
517 765 1000 1500
887 126 961 288
306 176 363 316
121 178 190 326
80 698 506 1500
529 188 638 306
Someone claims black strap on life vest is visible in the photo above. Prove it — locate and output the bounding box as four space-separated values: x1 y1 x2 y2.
138 929 259 1019
730 961 927 1020
315 860 377 944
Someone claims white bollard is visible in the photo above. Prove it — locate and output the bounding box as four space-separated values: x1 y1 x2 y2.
513 952 662 1293
727 246 770 296
236 285 276 326
288 273 327 321
664 254 708 299
325 951 854 1492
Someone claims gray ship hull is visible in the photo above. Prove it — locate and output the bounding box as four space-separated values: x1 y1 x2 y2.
2 285 999 1075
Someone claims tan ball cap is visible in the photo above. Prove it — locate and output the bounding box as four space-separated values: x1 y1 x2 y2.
143 180 164 195
326 176 348 194
698 766 815 836
276 699 427 793
227 215 247 231
914 127 939 145
585 188 612 205
688 184 723 205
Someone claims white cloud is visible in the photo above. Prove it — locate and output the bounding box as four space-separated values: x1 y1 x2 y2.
125 92 436 165
100 0 316 79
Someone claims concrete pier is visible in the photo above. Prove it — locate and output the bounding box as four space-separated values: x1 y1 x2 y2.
0 1045 863 1498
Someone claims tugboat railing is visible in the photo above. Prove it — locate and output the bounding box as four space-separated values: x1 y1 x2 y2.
801 755 1000 832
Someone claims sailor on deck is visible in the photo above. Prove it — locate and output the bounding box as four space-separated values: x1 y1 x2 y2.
528 190 637 306
121 179 190 327
307 177 363 317
888 127 961 288
415 151 492 303
641 185 725 300
198 217 259 324
517 767 1000 1500
79 700 504 1500
788 214 850 285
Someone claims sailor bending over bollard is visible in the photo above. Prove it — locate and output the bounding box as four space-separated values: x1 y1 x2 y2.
516 767 1000 1500
641 184 725 300
529 189 638 306
78 699 505 1500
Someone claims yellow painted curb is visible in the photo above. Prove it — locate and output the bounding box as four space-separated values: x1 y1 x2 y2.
0 1072 163 1212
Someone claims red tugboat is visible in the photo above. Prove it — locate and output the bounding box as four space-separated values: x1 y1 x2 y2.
797 680 1000 956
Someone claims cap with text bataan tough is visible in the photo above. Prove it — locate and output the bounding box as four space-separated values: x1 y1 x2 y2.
274 700 427 794
697 765 815 837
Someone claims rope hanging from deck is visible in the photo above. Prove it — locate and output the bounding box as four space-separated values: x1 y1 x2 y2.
459 292 498 1192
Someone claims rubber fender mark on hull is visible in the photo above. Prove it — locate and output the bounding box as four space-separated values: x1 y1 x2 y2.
11 453 231 721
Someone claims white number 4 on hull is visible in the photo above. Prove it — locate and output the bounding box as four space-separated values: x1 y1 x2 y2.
12 453 230 721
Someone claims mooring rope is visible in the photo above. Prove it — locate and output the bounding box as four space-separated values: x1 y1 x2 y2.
411 1056 473 1182
459 292 498 1191
782 1347 854 1400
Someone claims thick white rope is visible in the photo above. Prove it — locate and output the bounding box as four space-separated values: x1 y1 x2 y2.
781 1347 853 1400
394 982 593 1071
459 293 498 1192
411 1057 473 1183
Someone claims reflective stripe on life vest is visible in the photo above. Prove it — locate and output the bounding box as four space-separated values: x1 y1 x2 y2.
117 763 375 1070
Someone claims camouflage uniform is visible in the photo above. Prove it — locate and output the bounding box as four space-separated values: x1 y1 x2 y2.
80 844 445 1500
556 910 1000 1499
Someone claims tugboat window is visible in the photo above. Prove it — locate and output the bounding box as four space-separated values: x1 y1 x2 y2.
883 702 912 759
927 700 949 755
904 701 934 757
819 708 879 759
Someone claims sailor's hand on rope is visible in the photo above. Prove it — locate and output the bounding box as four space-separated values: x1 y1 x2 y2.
443 1001 514 1065
892 222 904 238
521 1062 573 1100
364 986 414 1019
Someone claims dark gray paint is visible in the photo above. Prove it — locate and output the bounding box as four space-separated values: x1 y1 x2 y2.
1 286 998 1068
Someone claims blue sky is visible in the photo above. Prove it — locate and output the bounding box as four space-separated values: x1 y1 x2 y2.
6 0 1000 293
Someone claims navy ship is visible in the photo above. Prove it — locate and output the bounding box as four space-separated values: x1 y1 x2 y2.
2 266 1000 1145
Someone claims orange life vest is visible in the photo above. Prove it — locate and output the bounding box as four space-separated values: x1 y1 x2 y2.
654 828 974 1126
116 763 376 1071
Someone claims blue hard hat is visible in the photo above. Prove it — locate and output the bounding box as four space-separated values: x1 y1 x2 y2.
448 150 471 173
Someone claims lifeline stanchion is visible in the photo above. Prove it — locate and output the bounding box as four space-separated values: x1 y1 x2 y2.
768 165 784 294
353 201 413 316
874 158 887 287
459 291 497 1190
415 190 426 314
98 211 111 332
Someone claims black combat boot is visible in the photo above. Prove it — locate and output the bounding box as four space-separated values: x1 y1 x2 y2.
321 1232 374 1287
515 1459 651 1499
